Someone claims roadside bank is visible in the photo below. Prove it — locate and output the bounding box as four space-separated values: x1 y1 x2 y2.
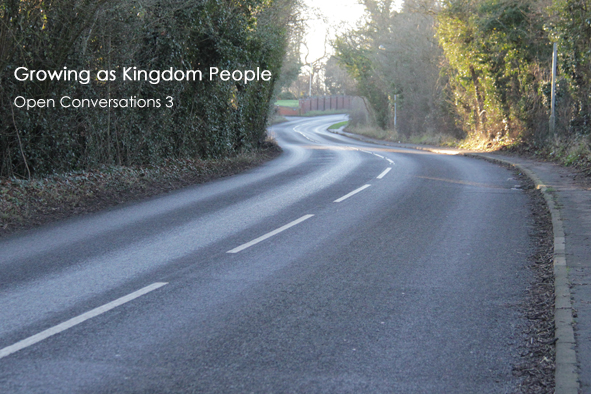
0 143 281 238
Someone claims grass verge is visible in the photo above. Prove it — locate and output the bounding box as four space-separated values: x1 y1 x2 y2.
457 132 591 175
343 125 458 146
328 121 348 130
0 142 282 237
275 100 299 108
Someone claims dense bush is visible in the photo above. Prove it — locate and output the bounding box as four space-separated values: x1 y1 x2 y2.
437 0 590 143
437 0 553 141
334 0 591 148
0 0 298 178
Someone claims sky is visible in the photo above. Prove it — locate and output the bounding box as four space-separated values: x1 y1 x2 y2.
301 0 403 63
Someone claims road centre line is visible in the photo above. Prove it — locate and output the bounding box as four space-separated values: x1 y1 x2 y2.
377 167 392 179
356 149 393 164
227 214 314 254
296 130 316 143
334 184 371 203
0 282 168 360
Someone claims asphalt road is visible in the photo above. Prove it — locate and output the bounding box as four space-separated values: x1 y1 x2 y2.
0 115 534 393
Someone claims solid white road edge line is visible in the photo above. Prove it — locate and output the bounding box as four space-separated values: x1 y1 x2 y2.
227 214 314 254
0 282 168 360
377 167 392 179
334 184 371 203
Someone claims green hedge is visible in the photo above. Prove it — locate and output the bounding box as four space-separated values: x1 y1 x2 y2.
0 0 294 178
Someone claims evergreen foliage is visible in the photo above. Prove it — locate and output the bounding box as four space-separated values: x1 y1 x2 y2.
0 0 298 178
437 0 552 141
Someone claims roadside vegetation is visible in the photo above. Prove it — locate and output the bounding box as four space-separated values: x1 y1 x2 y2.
0 0 304 233
0 141 281 236
328 121 348 130
333 0 591 174
0 0 302 180
275 99 300 108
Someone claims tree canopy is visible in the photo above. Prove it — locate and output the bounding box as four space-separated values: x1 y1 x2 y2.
333 0 591 148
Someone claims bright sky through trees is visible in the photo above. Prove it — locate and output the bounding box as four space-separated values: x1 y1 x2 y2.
301 0 403 62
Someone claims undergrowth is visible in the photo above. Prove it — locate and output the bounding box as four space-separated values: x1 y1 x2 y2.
0 143 281 236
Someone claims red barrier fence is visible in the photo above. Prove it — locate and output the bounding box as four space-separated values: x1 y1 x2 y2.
299 96 352 114
275 96 354 116
276 106 300 116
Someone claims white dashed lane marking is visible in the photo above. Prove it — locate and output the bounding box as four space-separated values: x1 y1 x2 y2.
0 282 168 360
334 184 371 203
377 167 392 179
227 214 315 253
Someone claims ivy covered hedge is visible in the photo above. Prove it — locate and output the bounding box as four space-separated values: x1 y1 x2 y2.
0 0 296 178
437 0 591 142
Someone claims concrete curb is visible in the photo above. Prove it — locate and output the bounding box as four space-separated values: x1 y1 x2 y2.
466 153 579 394
326 128 580 392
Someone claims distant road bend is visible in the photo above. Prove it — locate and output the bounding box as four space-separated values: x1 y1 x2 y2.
0 115 534 393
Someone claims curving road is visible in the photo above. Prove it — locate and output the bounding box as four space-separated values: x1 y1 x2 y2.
0 115 533 393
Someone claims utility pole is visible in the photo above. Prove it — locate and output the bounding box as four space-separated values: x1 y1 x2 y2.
379 45 398 130
550 42 558 138
393 94 397 130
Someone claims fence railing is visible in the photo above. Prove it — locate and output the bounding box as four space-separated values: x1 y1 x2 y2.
299 95 353 114
275 96 354 116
